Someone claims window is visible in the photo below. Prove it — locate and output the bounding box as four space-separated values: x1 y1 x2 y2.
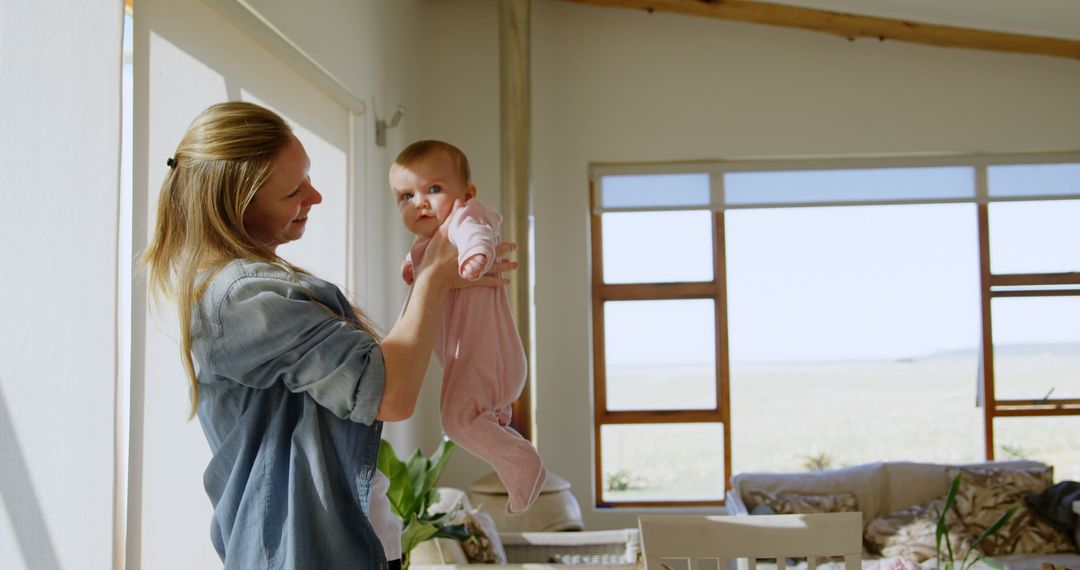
590 174 729 506
590 155 1080 507
981 164 1080 475
726 203 982 473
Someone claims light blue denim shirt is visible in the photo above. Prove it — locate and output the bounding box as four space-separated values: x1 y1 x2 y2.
191 259 387 569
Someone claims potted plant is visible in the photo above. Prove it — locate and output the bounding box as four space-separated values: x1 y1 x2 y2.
377 438 469 569
934 473 1018 570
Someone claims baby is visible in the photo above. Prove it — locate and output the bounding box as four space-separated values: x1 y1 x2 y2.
390 139 546 514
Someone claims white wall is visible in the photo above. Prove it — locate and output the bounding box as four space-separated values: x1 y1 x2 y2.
0 2 123 569
131 0 435 567
529 0 1080 530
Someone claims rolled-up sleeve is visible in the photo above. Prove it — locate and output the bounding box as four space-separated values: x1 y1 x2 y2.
207 275 384 425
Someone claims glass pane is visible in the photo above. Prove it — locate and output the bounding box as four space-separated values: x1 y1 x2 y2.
991 297 1080 400
604 300 716 411
730 359 983 473
994 416 1080 481
726 204 983 472
724 166 973 206
600 173 710 209
988 163 1080 198
601 211 713 284
988 200 1080 274
600 423 725 503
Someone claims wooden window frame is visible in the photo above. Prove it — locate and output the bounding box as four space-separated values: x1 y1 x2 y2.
977 204 1080 457
589 182 731 508
590 155 1080 508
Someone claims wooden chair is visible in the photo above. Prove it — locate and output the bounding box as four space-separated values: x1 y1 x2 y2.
638 513 862 570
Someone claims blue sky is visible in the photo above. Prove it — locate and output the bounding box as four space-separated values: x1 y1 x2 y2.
600 168 1080 365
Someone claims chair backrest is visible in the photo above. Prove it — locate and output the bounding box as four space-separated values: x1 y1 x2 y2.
638 513 862 570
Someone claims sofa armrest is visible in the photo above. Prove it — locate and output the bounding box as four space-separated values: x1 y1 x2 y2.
725 489 749 515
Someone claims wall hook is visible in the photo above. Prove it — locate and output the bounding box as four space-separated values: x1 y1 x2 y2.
376 105 406 147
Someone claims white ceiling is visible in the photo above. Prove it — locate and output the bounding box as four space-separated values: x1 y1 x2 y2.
765 0 1080 41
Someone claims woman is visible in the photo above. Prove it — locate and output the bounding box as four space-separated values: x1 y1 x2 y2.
144 101 514 569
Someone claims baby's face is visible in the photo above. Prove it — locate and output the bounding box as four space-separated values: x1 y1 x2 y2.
390 151 475 239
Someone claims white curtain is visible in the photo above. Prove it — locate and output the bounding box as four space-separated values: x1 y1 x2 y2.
0 1 124 569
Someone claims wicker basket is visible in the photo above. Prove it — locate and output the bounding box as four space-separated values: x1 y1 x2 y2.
500 528 640 565
467 471 585 533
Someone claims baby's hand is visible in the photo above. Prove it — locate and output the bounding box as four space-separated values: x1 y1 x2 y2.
401 261 415 285
460 254 488 281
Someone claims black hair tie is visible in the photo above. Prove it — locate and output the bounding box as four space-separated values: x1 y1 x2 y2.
166 157 178 169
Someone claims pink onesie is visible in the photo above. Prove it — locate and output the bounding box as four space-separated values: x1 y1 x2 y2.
403 198 546 514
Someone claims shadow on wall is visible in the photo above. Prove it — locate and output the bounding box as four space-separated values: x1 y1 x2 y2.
0 380 61 570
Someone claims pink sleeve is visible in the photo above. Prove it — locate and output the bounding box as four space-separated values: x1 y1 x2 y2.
448 199 501 278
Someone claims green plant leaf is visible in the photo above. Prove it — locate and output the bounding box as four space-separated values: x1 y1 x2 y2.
416 488 441 522
407 439 457 520
378 440 413 519
967 505 1018 555
962 555 982 570
937 473 962 564
979 557 1006 570
958 546 974 570
378 435 465 565
409 451 434 507
423 508 459 527
427 438 456 486
934 504 946 558
401 449 432 517
433 523 471 542
406 449 428 486
400 513 440 557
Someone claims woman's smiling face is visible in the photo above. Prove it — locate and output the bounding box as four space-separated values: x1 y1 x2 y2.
243 134 322 252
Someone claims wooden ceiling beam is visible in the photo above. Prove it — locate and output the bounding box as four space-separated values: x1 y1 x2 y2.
561 0 1080 60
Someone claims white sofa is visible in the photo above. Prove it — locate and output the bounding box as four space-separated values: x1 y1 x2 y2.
725 460 1080 570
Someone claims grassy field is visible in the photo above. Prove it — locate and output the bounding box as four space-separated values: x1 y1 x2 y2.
601 348 1080 502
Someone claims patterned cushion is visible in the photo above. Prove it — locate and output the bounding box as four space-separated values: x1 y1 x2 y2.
746 490 859 514
1040 564 1080 570
864 497 974 562
459 506 507 563
947 465 1075 556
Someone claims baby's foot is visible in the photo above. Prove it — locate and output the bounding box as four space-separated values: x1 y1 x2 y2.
495 405 512 427
461 254 488 280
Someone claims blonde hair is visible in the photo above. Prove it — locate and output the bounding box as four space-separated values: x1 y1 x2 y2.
144 101 378 418
393 139 471 183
